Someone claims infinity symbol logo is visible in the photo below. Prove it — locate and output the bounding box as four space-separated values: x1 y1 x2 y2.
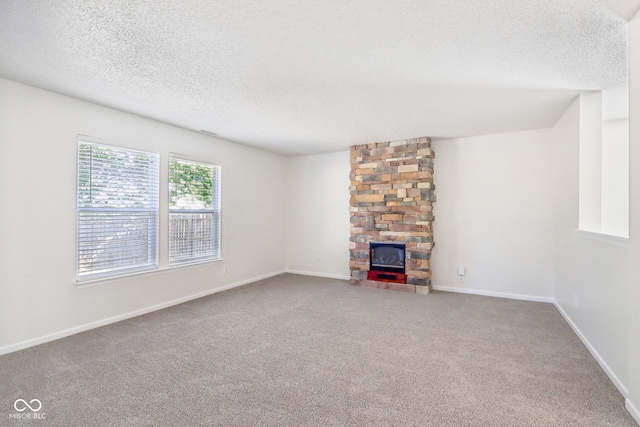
14 399 42 412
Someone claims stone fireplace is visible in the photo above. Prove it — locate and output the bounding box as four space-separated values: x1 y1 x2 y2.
349 137 435 293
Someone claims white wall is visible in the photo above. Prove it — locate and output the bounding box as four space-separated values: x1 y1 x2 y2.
627 9 640 425
285 151 350 279
431 130 554 300
0 78 287 353
579 92 603 231
430 105 635 418
602 119 629 237
2 53 638 421
552 96 630 398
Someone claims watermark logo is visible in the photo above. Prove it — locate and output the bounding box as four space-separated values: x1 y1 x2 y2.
9 399 46 420
14 399 42 412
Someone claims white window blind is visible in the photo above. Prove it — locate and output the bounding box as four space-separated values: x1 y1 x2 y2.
77 140 159 281
169 157 220 265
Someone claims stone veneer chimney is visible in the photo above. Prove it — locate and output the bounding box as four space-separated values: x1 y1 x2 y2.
349 137 435 293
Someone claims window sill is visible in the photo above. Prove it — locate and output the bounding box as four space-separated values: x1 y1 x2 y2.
75 258 223 288
575 229 629 247
168 257 223 270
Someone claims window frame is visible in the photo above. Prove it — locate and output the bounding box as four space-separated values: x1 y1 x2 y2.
168 154 221 266
76 137 160 282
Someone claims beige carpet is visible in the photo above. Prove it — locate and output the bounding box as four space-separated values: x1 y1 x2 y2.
1 274 636 426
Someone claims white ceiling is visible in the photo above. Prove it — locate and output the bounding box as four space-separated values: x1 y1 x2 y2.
0 0 636 156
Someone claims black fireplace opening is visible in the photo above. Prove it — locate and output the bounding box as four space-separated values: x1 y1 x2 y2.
370 242 406 273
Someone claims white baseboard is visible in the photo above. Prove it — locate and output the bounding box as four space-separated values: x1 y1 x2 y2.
285 269 351 281
433 284 633 416
4 272 637 425
0 270 286 356
553 301 628 398
432 285 554 303
626 398 640 425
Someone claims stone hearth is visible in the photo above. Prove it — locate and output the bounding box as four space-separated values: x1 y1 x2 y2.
349 137 435 293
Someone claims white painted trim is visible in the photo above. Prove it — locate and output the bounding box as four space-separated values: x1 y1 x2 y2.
553 301 629 398
75 257 224 288
626 399 640 425
432 285 554 303
4 269 635 425
575 229 630 247
433 285 633 412
0 270 286 356
285 269 351 281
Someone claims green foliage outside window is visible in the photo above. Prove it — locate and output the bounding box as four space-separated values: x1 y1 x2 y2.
169 159 214 209
78 143 155 209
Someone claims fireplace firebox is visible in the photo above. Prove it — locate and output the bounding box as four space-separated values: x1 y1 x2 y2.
367 242 407 284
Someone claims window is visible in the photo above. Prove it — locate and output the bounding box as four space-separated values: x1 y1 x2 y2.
578 90 629 238
169 157 221 265
77 139 159 281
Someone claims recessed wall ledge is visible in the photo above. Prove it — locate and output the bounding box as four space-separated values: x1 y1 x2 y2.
575 229 629 247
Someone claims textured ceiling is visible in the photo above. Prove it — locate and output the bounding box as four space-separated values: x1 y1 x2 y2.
0 0 634 155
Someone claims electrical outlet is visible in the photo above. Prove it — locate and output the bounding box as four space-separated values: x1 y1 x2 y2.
458 274 464 283
224 265 229 274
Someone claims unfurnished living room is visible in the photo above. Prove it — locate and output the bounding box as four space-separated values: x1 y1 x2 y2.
1 1 640 426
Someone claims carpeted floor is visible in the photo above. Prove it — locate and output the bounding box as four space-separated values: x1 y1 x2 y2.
1 274 636 426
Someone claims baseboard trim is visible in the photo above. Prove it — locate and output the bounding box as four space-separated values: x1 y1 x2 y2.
432 285 554 303
553 301 629 398
285 269 350 281
3 272 636 424
0 270 286 356
433 285 632 410
626 399 640 425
